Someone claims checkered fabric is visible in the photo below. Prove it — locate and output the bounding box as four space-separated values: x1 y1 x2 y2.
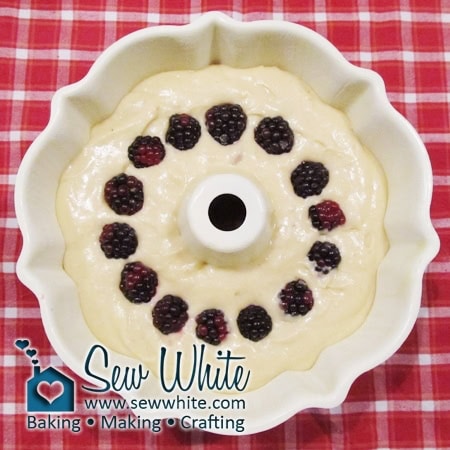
1 0 449 448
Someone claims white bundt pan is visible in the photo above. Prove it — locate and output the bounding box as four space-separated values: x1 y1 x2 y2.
15 12 440 435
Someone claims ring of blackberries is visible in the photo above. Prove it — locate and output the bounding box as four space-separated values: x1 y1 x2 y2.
98 103 345 344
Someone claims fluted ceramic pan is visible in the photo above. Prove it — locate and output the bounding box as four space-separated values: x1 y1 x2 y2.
15 12 440 435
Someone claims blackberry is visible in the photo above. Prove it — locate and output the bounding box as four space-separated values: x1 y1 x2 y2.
128 135 165 168
195 309 228 345
309 200 346 232
205 103 247 145
104 173 144 215
119 261 158 304
237 305 272 342
279 279 314 316
165 113 201 150
308 241 341 274
290 160 329 198
152 295 189 334
99 222 138 259
254 116 294 155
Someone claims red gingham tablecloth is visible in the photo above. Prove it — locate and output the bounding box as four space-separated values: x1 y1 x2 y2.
1 1 449 448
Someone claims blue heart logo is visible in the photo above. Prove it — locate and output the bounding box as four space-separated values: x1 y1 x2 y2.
15 339 29 350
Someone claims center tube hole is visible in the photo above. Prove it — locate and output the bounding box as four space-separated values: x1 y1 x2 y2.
208 193 247 232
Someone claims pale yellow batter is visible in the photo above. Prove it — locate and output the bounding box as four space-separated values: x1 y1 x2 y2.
56 65 388 390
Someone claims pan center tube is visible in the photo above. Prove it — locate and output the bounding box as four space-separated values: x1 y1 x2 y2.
178 173 272 266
